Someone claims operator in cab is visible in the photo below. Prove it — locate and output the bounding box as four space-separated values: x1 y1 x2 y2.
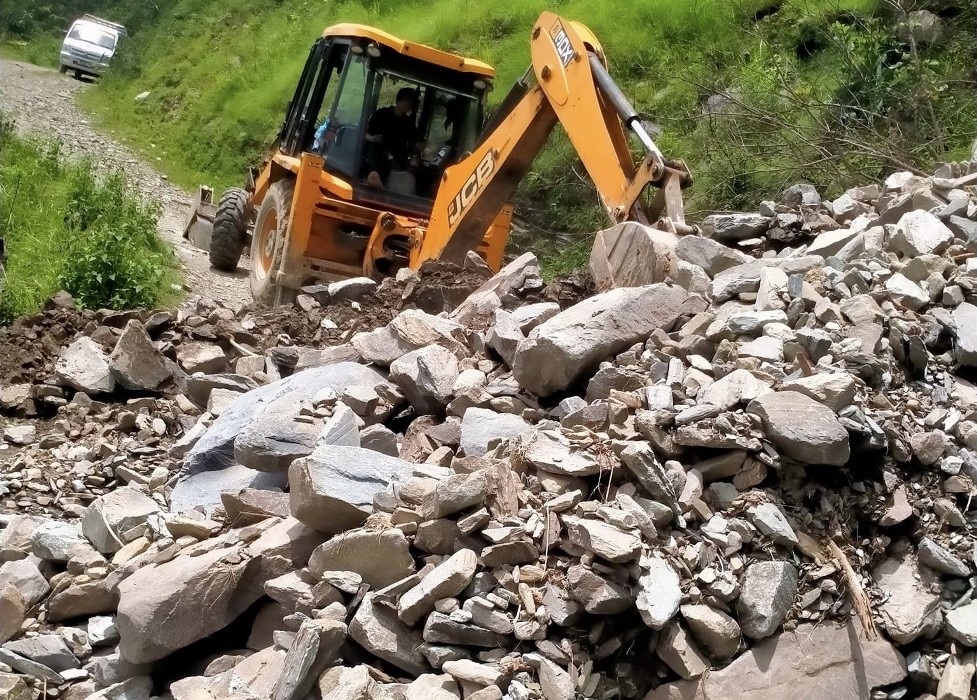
363 87 420 188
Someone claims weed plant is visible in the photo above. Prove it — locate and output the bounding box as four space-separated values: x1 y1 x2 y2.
0 114 178 321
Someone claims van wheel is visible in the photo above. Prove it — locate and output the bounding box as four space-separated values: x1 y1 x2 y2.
58 65 67 74
209 187 251 271
250 180 295 306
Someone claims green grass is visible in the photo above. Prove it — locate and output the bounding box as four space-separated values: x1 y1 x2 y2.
6 0 977 274
0 115 181 321
0 35 60 67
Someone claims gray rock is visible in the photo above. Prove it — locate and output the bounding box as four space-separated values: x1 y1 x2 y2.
779 373 856 412
620 443 678 512
451 253 541 324
55 337 115 394
327 276 377 301
30 521 92 562
703 213 771 242
946 600 977 646
271 618 346 700
562 516 641 563
350 592 427 675
953 303 977 367
782 183 821 207
117 518 321 663
399 549 478 625
486 309 524 368
885 273 929 311
360 423 398 456
180 363 387 481
420 470 488 519
936 650 975 700
918 537 970 577
737 560 797 639
747 503 797 548
170 465 287 517
88 616 119 647
405 674 461 700
81 487 161 554
109 320 171 391
567 565 632 615
85 677 152 700
747 391 850 466
874 554 941 644
698 369 769 410
352 310 466 366
636 556 681 629
711 256 823 302
510 303 560 333
675 237 752 277
0 585 26 645
680 604 741 660
1 425 35 446
516 429 601 476
308 528 415 588
0 560 49 606
888 210 953 257
646 620 906 700
289 445 413 533
656 622 710 680
459 407 529 457
423 612 510 647
390 345 460 414
512 284 696 397
177 342 227 374
3 634 79 672
0 648 64 684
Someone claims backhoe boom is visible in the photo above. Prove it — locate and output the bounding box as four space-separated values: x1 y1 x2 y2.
414 11 691 267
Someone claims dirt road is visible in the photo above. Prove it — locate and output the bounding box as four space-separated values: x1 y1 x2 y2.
0 60 250 307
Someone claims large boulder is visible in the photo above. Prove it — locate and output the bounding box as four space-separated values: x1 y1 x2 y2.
81 487 161 554
352 311 467 366
55 337 115 394
589 222 678 291
747 391 850 466
183 364 378 475
308 528 415 588
675 236 752 277
109 320 172 391
117 518 321 664
512 284 698 396
289 445 413 533
647 620 906 700
389 345 460 414
887 210 953 258
459 408 530 457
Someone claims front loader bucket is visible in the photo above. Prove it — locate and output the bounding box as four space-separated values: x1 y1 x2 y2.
182 186 217 251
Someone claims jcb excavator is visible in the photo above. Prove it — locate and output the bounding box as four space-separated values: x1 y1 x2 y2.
186 11 693 305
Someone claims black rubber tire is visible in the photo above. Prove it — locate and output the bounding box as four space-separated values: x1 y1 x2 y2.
250 180 295 306
58 65 67 74
209 187 251 271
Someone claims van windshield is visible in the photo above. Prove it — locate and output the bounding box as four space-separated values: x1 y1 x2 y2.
68 24 117 50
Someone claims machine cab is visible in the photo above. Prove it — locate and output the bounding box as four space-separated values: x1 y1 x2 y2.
277 26 494 216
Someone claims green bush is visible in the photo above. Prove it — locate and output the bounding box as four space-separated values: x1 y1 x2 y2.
0 115 178 322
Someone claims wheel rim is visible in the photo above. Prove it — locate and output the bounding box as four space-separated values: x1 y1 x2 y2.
254 208 279 281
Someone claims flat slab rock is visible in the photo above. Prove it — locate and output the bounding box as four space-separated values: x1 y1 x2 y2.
512 284 699 397
180 363 389 479
747 391 850 466
646 620 907 700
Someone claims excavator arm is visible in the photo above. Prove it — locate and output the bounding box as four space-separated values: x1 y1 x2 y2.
414 11 694 268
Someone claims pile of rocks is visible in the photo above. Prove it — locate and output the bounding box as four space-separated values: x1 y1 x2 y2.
4 163 977 700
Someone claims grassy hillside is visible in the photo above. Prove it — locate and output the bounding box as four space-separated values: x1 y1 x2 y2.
5 0 977 268
0 114 179 320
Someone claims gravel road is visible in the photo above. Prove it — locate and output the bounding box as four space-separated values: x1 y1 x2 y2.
0 60 251 307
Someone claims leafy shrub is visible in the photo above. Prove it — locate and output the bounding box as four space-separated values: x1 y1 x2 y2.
0 115 178 322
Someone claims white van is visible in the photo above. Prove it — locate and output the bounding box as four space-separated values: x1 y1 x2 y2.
59 15 125 78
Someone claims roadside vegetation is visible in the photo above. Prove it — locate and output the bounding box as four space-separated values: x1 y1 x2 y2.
0 114 178 322
4 0 976 273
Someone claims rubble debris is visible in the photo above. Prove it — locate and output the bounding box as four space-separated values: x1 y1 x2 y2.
4 162 977 699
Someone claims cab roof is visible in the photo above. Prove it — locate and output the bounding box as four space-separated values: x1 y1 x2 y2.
322 24 495 78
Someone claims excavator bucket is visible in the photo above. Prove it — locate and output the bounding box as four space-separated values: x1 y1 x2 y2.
589 162 696 291
182 186 216 251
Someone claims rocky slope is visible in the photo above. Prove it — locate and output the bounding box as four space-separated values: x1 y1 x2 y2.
3 160 977 699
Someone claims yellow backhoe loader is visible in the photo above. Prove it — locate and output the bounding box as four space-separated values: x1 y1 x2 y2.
184 11 693 305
